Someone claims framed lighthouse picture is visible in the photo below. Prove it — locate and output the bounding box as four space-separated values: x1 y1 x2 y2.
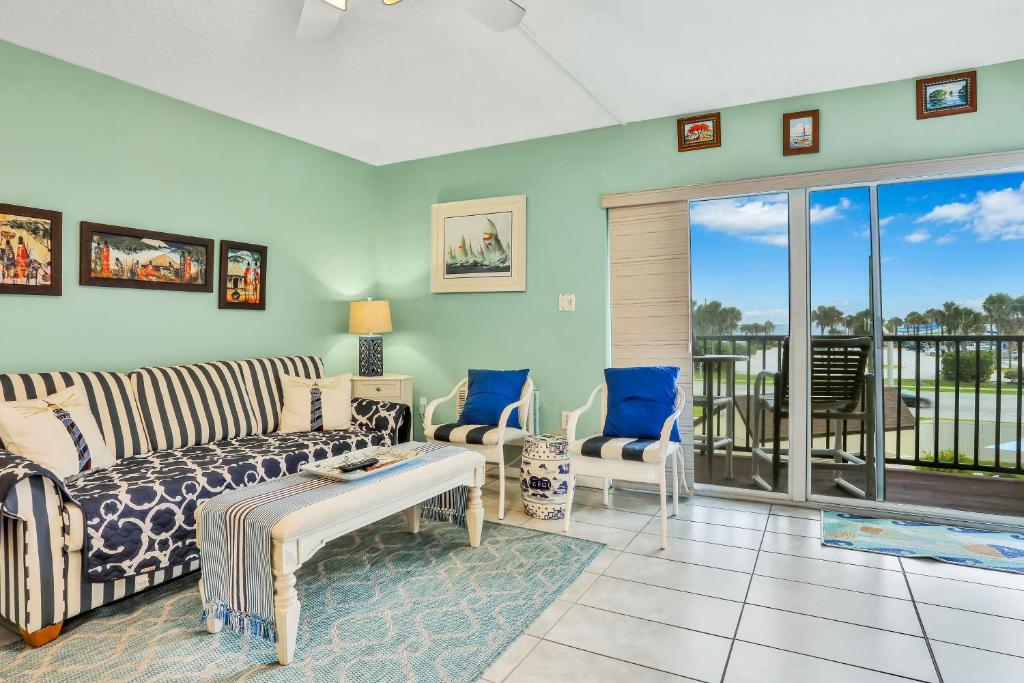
431 194 526 293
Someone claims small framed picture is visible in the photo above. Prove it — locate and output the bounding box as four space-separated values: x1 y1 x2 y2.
0 203 62 296
917 70 977 120
80 222 214 292
677 112 721 153
219 240 267 310
782 109 820 156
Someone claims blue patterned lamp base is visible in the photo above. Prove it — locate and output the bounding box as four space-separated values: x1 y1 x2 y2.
358 335 384 377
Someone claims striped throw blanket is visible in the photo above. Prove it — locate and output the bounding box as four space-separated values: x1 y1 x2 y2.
198 443 467 643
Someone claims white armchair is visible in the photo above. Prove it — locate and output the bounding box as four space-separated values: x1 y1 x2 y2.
424 375 535 520
564 383 687 549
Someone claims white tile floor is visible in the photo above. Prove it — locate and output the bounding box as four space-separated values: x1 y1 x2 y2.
480 476 1024 683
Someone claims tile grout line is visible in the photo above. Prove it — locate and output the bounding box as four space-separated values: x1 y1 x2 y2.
718 512 768 683
899 556 945 683
730 638 938 683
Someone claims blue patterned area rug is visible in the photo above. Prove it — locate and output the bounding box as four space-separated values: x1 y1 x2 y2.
0 518 603 682
823 511 1024 574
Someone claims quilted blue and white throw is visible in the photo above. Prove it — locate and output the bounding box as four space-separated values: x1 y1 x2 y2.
198 443 470 643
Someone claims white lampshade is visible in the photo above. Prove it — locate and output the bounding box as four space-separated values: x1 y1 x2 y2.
349 299 392 335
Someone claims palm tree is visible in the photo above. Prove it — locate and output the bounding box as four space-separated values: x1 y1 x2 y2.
811 305 844 334
958 309 988 335
905 311 927 335
763 320 775 336
983 293 1022 334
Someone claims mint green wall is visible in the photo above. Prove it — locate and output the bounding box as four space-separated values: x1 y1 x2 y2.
0 40 378 375
3 39 1023 436
375 60 1024 435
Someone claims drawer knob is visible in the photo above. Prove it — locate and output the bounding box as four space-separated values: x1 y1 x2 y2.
375 386 381 392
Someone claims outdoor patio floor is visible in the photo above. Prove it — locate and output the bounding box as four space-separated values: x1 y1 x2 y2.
694 453 1024 518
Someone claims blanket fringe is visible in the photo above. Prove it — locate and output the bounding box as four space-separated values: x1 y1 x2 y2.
200 601 277 644
420 485 468 528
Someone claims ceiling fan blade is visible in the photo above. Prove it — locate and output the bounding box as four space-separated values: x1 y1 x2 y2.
295 0 343 41
452 0 525 32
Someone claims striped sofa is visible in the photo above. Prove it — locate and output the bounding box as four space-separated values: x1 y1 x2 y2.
0 355 409 645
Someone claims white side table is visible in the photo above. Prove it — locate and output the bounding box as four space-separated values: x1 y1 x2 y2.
351 373 413 408
520 434 570 520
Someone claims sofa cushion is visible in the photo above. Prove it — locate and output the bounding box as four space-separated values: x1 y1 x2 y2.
237 356 323 433
0 371 150 458
132 361 259 450
66 428 389 581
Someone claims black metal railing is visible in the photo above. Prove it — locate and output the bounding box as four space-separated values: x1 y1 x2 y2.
695 333 1024 476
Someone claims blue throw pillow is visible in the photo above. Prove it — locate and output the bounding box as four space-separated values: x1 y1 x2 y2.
458 369 530 429
603 366 681 441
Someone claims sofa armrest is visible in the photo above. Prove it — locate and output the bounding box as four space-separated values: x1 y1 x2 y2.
351 398 411 444
0 449 74 634
0 449 71 521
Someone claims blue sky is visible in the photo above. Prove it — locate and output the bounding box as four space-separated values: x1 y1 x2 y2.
690 170 1024 326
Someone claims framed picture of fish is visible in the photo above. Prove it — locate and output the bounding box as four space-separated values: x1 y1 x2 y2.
677 112 721 153
431 194 526 293
782 109 819 156
0 203 62 296
79 221 214 292
218 240 266 310
917 70 977 120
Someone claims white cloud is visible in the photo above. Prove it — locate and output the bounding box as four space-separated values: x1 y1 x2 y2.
913 181 1024 241
879 216 895 227
973 182 1024 240
904 229 930 243
810 196 851 224
690 193 788 245
916 201 975 224
934 233 957 245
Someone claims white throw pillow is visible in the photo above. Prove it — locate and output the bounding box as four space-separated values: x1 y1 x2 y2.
278 373 353 433
0 385 116 479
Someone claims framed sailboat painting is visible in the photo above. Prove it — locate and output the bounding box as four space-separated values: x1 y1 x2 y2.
431 195 526 293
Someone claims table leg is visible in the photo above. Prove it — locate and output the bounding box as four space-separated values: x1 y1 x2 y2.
199 577 222 634
273 566 301 665
466 485 483 547
405 503 421 534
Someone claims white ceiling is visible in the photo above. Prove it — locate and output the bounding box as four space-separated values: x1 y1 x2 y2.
2 0 1023 165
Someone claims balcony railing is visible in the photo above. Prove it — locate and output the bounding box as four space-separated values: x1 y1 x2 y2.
695 333 1024 477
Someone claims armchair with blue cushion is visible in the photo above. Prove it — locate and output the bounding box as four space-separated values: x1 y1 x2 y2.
424 369 534 520
564 366 688 549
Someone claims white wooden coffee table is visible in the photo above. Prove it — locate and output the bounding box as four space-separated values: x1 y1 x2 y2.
198 446 485 665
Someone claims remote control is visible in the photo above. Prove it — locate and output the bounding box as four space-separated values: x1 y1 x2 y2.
339 457 379 473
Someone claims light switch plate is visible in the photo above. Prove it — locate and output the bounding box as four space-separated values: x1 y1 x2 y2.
559 293 576 312
561 411 571 430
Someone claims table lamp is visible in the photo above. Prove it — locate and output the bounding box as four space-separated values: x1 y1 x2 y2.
349 299 392 377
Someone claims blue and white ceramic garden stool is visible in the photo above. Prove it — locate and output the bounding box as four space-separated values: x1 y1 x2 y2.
520 434 571 520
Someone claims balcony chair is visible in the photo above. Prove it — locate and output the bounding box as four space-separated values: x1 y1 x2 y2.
751 336 875 498
564 373 687 549
424 373 535 520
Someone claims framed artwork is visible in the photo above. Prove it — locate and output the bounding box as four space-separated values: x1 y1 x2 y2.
782 109 820 156
0 203 62 296
677 112 721 152
917 70 977 119
79 222 214 292
219 240 267 310
431 194 526 293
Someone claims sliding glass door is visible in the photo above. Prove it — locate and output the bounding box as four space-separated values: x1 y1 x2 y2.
690 192 790 494
687 163 1024 520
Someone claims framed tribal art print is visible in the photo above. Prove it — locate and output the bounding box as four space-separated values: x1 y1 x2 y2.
0 203 62 296
218 240 267 310
80 222 214 293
